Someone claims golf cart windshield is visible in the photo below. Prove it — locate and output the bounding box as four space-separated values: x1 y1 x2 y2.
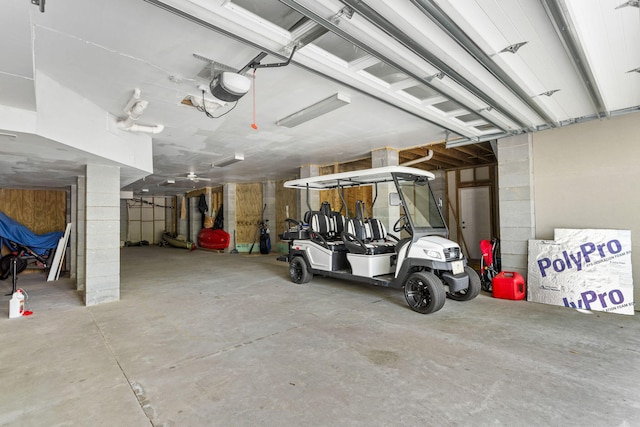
394 173 447 235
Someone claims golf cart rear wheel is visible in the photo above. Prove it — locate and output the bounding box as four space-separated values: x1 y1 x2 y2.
447 266 481 301
404 271 446 314
289 256 311 284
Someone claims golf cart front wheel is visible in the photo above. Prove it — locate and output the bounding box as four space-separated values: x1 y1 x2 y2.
289 256 311 284
404 271 446 314
447 266 481 301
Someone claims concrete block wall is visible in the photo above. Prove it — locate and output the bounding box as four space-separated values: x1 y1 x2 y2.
177 195 188 237
189 196 200 242
263 181 276 235
430 170 446 215
371 148 399 233
497 134 535 278
84 164 120 305
76 176 86 291
224 183 236 253
69 183 77 281
298 165 319 217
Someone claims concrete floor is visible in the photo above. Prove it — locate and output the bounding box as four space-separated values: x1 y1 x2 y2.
1 246 639 426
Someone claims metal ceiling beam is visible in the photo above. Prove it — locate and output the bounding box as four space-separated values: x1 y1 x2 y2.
278 0 512 135
408 0 559 128
337 0 531 130
540 0 609 119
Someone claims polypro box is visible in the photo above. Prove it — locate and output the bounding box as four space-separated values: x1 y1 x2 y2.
527 229 634 315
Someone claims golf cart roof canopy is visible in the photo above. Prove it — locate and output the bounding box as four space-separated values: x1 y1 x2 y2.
284 166 435 190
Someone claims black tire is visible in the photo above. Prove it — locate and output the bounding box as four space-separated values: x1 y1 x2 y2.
289 256 311 284
448 266 481 301
404 271 446 314
0 256 28 280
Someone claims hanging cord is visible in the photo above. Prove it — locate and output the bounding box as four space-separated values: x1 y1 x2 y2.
251 69 258 130
196 90 238 119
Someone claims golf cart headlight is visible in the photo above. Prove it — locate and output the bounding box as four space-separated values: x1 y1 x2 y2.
424 249 442 260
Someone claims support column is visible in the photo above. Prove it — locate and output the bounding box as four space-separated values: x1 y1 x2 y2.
69 183 77 281
430 169 447 217
189 196 200 243
223 183 236 253
298 164 319 219
76 176 86 291
497 134 535 278
263 180 276 233
84 164 120 306
371 148 399 233
177 195 188 237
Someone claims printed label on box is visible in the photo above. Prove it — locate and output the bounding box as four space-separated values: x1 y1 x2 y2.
527 229 634 315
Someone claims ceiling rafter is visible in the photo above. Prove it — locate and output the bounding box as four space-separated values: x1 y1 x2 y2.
407 0 559 128
336 0 525 131
540 0 609 119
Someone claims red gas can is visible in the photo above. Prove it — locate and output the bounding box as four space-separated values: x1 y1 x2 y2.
492 271 526 300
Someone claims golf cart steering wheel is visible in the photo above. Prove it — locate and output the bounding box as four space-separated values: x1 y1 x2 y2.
393 215 410 233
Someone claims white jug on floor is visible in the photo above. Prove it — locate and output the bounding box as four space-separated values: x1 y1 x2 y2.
9 290 24 319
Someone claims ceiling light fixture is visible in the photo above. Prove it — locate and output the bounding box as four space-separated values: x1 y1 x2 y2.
276 93 350 127
212 153 245 168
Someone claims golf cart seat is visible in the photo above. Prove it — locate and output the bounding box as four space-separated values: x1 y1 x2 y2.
366 218 399 247
342 218 395 255
319 201 345 240
309 211 347 251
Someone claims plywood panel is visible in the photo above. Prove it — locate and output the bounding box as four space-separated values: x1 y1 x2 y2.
276 180 298 238
316 162 373 219
211 186 223 214
21 190 36 228
236 183 262 244
318 188 372 219
0 188 66 234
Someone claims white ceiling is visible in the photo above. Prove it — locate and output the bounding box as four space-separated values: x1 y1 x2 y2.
0 0 638 195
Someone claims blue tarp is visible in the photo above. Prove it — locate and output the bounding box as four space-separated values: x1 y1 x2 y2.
0 211 63 256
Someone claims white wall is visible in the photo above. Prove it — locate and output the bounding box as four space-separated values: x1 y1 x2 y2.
35 72 153 173
532 112 640 305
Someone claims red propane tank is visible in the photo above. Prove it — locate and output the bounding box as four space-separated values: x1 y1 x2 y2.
492 271 526 300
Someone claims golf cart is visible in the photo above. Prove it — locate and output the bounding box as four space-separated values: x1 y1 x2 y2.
280 166 480 314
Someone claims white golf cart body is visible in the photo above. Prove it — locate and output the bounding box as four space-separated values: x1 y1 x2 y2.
281 166 480 314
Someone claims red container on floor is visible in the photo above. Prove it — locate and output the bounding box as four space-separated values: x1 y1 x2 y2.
197 228 230 250
492 271 526 300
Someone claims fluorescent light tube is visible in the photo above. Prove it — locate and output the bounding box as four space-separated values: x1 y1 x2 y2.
212 153 245 168
276 93 350 127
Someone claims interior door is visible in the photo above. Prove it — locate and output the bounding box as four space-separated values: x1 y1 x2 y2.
459 186 491 260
